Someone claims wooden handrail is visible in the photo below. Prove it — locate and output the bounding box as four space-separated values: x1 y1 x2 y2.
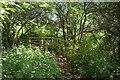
28 37 76 55
28 37 75 45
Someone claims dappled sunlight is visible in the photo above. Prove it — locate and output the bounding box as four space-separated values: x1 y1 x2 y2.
1 2 120 79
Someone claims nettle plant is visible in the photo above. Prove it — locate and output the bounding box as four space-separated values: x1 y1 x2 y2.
2 45 64 78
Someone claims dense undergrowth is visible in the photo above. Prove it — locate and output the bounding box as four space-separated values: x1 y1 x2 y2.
70 33 120 79
2 45 65 79
70 46 119 79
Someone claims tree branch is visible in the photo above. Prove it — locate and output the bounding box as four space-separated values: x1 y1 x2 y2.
16 13 43 40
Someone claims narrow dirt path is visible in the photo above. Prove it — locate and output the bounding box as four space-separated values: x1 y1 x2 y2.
51 52 80 79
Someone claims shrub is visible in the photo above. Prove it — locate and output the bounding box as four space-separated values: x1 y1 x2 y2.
2 45 64 79
70 33 120 79
71 50 119 79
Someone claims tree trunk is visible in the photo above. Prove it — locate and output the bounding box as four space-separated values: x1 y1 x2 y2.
78 18 82 43
62 19 66 40
80 3 87 43
74 25 76 43
118 36 120 58
0 25 1 52
117 2 120 58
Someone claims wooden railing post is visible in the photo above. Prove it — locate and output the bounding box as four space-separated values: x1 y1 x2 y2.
41 39 44 51
51 38 54 53
45 41 48 52
29 38 31 48
39 38 41 50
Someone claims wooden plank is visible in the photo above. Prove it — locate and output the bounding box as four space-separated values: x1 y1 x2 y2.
54 38 73 44
54 42 64 48
28 37 41 39
29 39 31 48
54 43 73 50
28 37 54 40
31 42 39 44
28 37 75 45
32 40 39 42
28 37 72 43
40 37 54 39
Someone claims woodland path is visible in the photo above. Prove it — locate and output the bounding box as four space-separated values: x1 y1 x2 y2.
51 52 80 79
29 37 79 79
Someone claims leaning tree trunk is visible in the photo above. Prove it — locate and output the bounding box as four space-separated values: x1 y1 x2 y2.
117 2 120 58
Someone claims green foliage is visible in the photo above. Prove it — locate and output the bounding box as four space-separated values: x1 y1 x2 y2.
2 45 64 79
70 33 120 79
1 2 120 79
